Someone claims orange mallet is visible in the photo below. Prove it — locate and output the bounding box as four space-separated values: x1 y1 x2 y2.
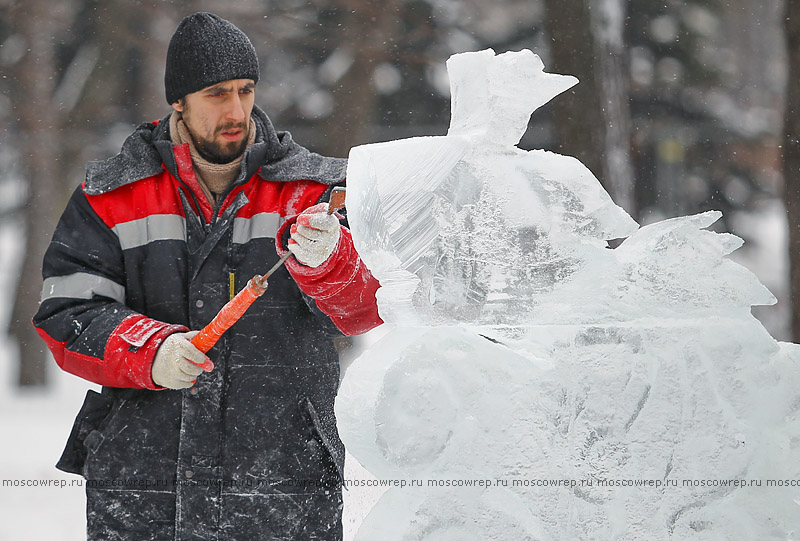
190 187 347 357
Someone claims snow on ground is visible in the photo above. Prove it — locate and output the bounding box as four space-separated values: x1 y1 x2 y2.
0 198 789 540
0 219 89 541
0 361 90 541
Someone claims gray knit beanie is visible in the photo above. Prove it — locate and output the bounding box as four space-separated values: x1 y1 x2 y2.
165 12 260 104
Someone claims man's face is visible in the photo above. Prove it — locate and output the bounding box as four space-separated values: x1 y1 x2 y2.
172 79 256 164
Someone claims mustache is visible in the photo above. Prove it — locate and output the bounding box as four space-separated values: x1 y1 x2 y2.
216 122 248 134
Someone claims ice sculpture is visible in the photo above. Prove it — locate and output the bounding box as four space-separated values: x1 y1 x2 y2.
337 49 800 539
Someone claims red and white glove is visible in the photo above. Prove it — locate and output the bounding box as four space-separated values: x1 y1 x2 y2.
288 203 341 268
151 331 213 389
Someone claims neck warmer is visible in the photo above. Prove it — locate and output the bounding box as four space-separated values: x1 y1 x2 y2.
169 112 256 204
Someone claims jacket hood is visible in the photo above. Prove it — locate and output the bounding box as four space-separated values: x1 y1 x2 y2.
84 105 347 195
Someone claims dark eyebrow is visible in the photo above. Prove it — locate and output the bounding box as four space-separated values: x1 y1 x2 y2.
204 82 255 94
203 83 232 94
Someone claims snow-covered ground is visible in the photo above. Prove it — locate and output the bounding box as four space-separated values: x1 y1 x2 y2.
0 219 88 541
0 199 788 540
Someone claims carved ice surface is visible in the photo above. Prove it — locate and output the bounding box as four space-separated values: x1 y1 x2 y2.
338 49 800 539
346 49 638 329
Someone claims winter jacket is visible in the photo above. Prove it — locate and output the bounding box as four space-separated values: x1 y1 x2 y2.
33 106 382 540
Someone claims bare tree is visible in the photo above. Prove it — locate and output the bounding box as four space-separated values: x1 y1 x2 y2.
783 0 800 341
316 0 408 156
8 0 65 385
6 0 174 386
544 0 635 216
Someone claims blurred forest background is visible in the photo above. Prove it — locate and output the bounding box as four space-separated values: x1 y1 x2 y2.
0 0 795 386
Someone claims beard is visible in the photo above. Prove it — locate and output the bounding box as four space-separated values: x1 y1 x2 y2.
190 122 250 164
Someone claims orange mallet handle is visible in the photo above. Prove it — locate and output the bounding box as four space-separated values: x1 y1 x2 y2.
190 187 346 355
190 275 269 354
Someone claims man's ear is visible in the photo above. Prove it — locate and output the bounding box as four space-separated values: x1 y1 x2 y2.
172 99 184 113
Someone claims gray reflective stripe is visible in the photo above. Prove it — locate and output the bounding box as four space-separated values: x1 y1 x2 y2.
41 273 125 303
232 212 282 244
112 214 186 250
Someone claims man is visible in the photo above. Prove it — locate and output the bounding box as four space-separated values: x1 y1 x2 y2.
33 12 382 540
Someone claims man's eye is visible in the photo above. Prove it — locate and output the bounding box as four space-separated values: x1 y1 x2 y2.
240 88 253 95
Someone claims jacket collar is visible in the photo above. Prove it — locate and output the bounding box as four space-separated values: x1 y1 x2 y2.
84 105 346 195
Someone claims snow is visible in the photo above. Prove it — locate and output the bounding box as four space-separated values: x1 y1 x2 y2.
0 369 90 540
337 49 800 538
0 220 90 541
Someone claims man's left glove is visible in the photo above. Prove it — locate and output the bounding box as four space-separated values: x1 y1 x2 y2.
151 331 213 389
288 202 341 268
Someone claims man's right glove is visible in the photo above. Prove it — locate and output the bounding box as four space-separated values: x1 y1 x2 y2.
288 203 342 268
151 331 213 389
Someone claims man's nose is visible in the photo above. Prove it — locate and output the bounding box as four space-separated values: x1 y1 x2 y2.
227 94 246 122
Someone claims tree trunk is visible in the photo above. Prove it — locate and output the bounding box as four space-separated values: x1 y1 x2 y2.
9 1 63 385
783 0 800 342
320 0 405 157
544 0 635 216
590 0 635 214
